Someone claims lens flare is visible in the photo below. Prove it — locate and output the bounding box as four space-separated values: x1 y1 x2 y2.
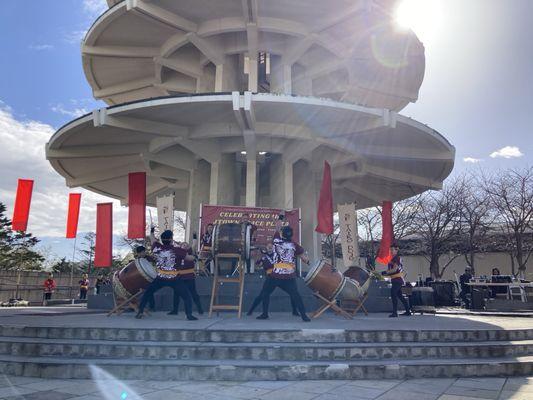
395 0 443 43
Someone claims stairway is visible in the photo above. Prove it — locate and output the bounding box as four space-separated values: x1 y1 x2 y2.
0 325 532 380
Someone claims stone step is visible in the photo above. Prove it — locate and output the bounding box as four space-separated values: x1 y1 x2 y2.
0 337 532 361
2 325 533 343
0 354 531 380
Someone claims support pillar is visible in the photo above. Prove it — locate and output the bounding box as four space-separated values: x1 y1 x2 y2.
186 160 210 243
246 158 257 207
209 161 219 204
248 58 258 92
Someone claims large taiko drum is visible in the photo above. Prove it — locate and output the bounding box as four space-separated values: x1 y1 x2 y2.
112 258 157 300
304 260 345 300
211 223 252 260
305 261 371 301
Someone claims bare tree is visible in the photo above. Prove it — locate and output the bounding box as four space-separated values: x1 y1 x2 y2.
411 180 463 279
482 167 533 278
392 196 421 240
358 208 381 270
455 173 493 273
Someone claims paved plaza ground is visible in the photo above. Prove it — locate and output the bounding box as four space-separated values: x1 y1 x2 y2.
0 307 532 331
0 375 532 400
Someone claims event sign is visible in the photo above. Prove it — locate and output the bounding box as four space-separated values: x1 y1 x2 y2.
156 195 174 232
199 205 300 250
338 203 360 268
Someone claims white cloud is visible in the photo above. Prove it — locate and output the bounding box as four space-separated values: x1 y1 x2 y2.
0 103 128 239
29 44 54 51
83 0 108 17
489 146 524 159
51 104 89 118
64 1 108 45
463 157 483 163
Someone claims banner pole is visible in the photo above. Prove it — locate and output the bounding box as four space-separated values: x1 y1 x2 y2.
69 236 77 299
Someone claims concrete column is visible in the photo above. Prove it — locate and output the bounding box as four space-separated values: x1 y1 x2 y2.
209 161 219 204
269 155 294 209
246 158 257 207
215 65 224 92
293 160 321 265
186 160 210 243
217 153 238 205
248 58 258 92
283 65 292 94
283 160 294 209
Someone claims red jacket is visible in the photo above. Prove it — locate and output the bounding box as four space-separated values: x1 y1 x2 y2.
43 279 56 293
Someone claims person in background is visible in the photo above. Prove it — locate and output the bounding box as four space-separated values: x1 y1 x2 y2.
79 274 90 300
43 273 56 304
459 266 473 309
201 224 214 250
382 243 411 317
491 267 501 276
135 246 155 311
95 273 104 295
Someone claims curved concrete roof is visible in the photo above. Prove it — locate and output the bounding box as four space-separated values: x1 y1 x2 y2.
46 93 454 210
85 0 424 111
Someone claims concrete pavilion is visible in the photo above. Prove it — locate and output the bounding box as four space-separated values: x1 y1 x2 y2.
46 0 455 259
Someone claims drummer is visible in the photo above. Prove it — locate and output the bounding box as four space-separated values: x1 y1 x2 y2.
247 243 299 317
136 228 198 320
256 215 310 322
174 243 204 315
134 246 155 312
381 242 411 318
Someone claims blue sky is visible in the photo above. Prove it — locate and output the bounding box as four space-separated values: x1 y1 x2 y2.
0 0 531 260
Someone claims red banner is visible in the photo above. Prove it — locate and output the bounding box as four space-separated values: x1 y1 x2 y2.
127 172 146 239
376 200 394 265
199 205 300 250
66 193 81 239
12 179 34 232
94 203 113 267
315 161 334 234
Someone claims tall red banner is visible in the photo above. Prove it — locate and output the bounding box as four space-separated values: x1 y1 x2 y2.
315 161 334 234
376 201 394 265
199 205 300 251
128 172 146 239
66 193 81 239
94 203 113 267
12 179 34 232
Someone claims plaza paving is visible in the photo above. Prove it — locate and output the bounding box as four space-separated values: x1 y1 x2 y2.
0 307 532 331
0 375 532 400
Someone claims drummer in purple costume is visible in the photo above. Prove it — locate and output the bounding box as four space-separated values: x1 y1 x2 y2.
247 243 299 317
136 228 198 320
256 214 311 322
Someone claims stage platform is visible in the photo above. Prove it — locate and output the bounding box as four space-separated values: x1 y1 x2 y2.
0 307 532 381
88 277 393 313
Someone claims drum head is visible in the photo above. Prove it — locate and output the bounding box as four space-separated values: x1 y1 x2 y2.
135 258 157 280
244 224 252 260
304 259 325 284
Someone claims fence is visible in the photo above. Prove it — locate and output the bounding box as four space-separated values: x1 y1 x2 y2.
0 270 99 305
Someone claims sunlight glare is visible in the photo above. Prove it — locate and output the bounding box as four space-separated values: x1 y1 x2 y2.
395 0 443 43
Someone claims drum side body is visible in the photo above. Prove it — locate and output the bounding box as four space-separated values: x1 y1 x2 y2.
305 260 344 300
115 260 155 299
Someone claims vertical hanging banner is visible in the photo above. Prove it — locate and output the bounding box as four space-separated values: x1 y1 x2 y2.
66 193 82 239
376 200 394 265
12 179 34 232
127 172 146 239
94 203 113 267
156 195 174 232
315 161 334 234
338 203 360 269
